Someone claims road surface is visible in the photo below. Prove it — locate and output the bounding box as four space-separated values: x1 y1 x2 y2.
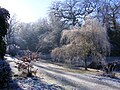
32 60 120 90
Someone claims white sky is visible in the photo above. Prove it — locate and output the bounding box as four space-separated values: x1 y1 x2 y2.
0 0 58 23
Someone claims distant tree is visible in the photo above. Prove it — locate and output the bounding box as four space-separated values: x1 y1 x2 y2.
35 19 53 53
16 22 39 52
6 14 20 56
6 14 19 45
95 0 120 56
45 11 67 49
108 28 120 56
14 18 53 53
96 0 120 30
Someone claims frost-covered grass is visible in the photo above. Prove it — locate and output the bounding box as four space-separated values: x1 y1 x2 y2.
13 77 64 90
48 62 102 74
5 56 64 90
59 68 101 74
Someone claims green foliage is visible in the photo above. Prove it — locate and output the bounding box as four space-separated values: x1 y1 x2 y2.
0 7 10 59
0 8 10 37
0 7 12 88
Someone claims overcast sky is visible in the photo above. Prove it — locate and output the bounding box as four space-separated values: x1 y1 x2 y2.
0 0 60 23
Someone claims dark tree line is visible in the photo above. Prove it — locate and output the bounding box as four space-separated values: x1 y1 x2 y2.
0 7 12 88
0 7 10 59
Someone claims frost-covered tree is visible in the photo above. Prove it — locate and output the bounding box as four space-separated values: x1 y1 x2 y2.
6 14 20 56
49 0 96 27
96 0 120 30
52 17 110 70
47 12 66 47
60 29 81 45
75 17 110 69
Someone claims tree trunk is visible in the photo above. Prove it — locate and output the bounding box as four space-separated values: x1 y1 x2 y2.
0 39 6 60
27 65 32 77
84 59 88 70
112 13 117 30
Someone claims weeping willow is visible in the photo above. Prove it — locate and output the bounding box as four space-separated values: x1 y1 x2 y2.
52 17 110 69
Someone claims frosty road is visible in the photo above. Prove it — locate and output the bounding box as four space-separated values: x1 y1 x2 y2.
33 61 120 90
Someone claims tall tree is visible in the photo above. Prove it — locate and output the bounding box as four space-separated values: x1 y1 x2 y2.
0 7 10 59
96 0 120 56
6 14 19 46
76 17 110 69
49 0 96 27
0 7 11 88
52 17 110 70
96 0 120 30
48 11 67 47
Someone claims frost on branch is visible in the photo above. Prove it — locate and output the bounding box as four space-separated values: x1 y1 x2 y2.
15 51 39 77
52 17 111 70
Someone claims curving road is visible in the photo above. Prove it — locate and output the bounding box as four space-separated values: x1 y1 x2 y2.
33 60 120 90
